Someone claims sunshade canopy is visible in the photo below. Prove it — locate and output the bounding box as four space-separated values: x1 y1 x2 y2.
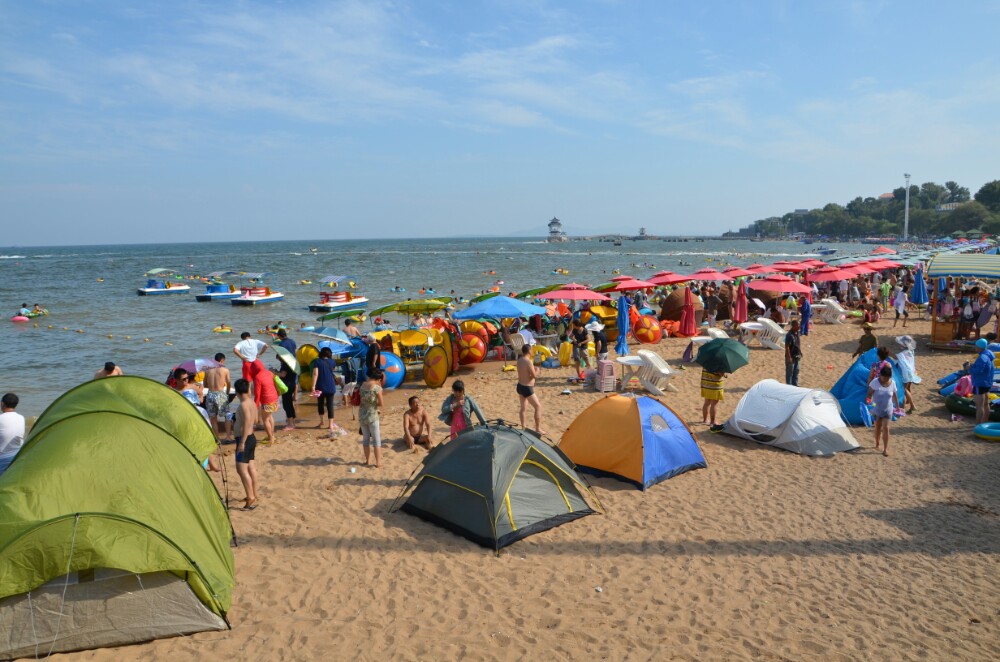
452 296 548 320
926 253 1000 279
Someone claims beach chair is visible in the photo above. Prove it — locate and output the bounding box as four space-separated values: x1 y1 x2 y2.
817 298 848 324
738 317 785 350
636 349 678 395
685 327 730 362
508 332 526 359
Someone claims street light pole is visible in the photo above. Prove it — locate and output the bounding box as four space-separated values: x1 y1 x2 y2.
903 173 911 240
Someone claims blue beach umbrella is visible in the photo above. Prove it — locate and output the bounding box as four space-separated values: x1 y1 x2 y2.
910 267 929 305
452 296 547 320
615 294 631 356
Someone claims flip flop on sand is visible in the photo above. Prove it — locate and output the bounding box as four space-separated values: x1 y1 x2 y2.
242 501 258 511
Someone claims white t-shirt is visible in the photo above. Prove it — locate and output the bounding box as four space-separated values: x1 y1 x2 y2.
894 291 908 312
235 338 267 362
0 411 26 460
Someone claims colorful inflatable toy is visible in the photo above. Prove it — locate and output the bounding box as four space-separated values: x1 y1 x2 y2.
973 422 1000 441
423 345 449 388
380 351 406 389
458 333 487 365
632 315 663 344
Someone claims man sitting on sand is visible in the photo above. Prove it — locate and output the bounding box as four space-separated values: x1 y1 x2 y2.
402 395 432 450
516 344 544 434
94 361 123 379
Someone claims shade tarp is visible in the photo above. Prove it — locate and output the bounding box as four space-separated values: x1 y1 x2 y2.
926 253 1000 279
830 348 905 426
560 395 706 489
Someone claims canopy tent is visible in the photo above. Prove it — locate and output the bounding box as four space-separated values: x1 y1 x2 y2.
452 296 547 320
560 395 706 489
829 348 905 426
0 377 234 659
390 423 600 551
723 379 860 456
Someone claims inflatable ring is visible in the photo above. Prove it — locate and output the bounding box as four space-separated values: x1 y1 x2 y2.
973 422 1000 441
531 345 552 363
213 326 232 334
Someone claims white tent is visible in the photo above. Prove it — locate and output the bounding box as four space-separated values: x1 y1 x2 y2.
723 380 859 456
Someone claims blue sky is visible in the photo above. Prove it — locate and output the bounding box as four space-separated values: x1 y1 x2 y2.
1 0 998 246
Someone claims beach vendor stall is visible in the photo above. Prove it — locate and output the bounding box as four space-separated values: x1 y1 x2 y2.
926 253 1000 350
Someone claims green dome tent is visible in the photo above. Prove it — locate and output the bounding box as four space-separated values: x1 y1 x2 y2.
0 377 235 659
390 422 602 551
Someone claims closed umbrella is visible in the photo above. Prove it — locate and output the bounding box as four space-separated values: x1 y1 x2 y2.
678 287 697 336
615 294 631 355
452 296 547 320
695 338 750 374
732 280 748 324
910 266 929 305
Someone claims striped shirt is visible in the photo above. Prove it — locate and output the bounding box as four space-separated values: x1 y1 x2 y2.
700 371 725 393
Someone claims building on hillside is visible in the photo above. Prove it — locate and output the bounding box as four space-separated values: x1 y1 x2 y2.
547 217 568 242
878 192 896 200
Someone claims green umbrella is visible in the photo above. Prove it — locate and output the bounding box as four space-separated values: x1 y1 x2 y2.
272 344 301 375
592 282 617 293
430 295 454 304
515 284 564 299
393 299 447 314
694 338 750 375
316 308 367 322
369 303 398 316
470 291 501 303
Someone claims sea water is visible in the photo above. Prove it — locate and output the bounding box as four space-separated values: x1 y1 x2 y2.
1 237 861 415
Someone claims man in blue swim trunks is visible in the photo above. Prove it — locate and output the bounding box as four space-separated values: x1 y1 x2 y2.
233 379 260 511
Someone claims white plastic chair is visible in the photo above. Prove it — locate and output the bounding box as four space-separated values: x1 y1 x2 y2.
817 298 848 324
689 327 729 348
636 349 678 395
753 318 787 350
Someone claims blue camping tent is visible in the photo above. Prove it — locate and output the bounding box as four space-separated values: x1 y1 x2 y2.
560 394 706 490
830 347 905 425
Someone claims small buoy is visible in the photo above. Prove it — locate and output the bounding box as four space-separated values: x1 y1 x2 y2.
32 323 38 328
165 341 173 346
47 325 54 329
144 338 150 342
124 335 131 340
107 334 113 339
62 327 68 331
75 329 84 333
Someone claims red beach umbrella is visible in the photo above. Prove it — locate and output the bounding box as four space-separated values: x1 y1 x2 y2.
807 267 856 282
770 261 810 273
872 245 897 254
746 263 777 275
722 266 755 278
685 267 728 281
678 286 697 336
732 279 748 324
609 278 657 291
542 283 611 301
648 272 691 285
747 274 813 294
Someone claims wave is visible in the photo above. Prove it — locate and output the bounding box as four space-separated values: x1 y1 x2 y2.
0 255 26 259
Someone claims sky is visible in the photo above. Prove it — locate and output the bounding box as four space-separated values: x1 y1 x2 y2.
1 0 999 246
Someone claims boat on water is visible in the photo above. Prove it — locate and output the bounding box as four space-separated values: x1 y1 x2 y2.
231 272 284 306
307 275 368 312
195 271 241 302
137 269 190 295
816 246 838 256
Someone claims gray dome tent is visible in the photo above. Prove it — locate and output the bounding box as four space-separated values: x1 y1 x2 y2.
390 423 601 551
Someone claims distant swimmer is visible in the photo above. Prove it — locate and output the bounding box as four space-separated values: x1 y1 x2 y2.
94 361 124 379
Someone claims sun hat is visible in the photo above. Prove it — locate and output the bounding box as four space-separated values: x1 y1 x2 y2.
976 338 988 349
584 320 605 332
896 335 916 351
861 322 874 329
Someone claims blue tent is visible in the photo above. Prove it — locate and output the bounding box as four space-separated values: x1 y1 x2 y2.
830 347 905 425
615 294 631 356
560 394 706 490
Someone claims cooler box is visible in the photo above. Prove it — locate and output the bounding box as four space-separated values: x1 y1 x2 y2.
595 359 616 392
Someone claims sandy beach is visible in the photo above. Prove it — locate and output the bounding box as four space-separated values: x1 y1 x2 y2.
59 315 999 661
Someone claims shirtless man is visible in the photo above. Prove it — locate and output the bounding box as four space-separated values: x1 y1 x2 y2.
203 353 232 439
233 379 260 511
94 361 124 379
343 319 362 338
516 344 544 434
402 395 432 450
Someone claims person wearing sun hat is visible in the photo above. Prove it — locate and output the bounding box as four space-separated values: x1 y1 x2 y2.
851 322 879 360
585 320 608 361
969 337 995 424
